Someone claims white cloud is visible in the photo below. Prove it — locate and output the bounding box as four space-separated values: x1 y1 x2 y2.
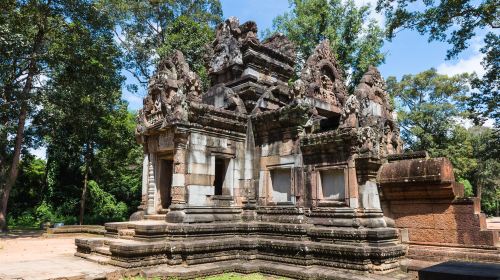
437 52 485 77
29 146 47 160
437 38 485 77
352 0 385 26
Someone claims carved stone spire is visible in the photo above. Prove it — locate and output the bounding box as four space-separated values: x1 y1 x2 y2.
208 17 244 76
136 50 201 134
354 66 403 156
299 40 347 107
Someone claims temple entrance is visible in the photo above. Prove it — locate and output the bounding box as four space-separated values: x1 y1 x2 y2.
159 159 173 209
214 157 229 195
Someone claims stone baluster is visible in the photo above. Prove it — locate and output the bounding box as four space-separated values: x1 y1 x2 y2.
146 158 156 215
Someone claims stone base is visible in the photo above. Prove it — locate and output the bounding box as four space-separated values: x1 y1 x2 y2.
76 220 405 274
141 260 410 280
407 244 500 264
308 207 388 228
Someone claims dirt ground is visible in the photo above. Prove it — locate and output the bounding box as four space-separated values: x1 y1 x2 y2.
0 231 118 280
487 217 500 230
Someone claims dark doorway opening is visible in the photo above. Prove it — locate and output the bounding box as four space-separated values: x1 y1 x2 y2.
159 159 173 209
214 158 229 196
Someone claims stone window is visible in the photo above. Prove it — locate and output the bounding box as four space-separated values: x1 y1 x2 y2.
214 157 229 195
319 169 345 200
270 169 293 203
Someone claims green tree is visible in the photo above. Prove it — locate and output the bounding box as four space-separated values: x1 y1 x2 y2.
6 155 46 227
376 0 499 125
99 0 222 89
0 0 120 231
267 0 386 88
386 69 471 152
469 126 500 216
387 68 500 213
36 18 125 224
386 69 477 178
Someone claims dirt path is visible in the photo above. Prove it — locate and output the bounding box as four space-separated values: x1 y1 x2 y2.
0 233 118 280
487 217 500 230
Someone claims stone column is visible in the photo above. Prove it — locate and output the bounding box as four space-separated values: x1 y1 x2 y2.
141 154 149 207
146 157 157 215
171 147 186 205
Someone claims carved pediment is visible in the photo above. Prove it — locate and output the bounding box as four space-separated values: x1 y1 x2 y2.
137 50 202 134
261 33 296 61
355 66 393 125
298 40 347 108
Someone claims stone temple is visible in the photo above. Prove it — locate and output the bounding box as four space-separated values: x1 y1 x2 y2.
76 18 499 278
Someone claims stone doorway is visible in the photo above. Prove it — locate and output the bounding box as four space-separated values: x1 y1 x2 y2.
159 159 173 210
214 157 229 196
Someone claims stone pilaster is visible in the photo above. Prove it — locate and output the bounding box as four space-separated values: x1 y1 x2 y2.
166 130 188 223
171 147 186 205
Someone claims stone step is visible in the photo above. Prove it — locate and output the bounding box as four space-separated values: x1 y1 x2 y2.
118 228 135 237
144 214 167 220
75 251 111 265
94 246 111 256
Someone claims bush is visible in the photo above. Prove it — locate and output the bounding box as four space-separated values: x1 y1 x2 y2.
459 178 474 197
87 180 128 224
7 210 37 229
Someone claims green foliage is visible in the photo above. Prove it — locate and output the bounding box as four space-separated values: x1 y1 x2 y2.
459 178 474 197
7 156 45 217
99 0 222 88
376 0 499 125
386 68 471 152
388 68 500 215
266 0 386 88
2 0 143 227
468 126 500 216
7 211 37 229
87 180 128 224
158 15 215 89
470 33 499 125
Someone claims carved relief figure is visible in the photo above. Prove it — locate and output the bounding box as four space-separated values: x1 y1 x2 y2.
340 95 360 128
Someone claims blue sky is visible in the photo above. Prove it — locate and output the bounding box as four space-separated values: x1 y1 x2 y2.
122 0 487 111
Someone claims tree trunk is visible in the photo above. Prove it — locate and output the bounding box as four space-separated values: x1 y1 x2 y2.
79 162 89 225
79 143 92 225
0 14 46 232
0 98 29 232
477 182 482 201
